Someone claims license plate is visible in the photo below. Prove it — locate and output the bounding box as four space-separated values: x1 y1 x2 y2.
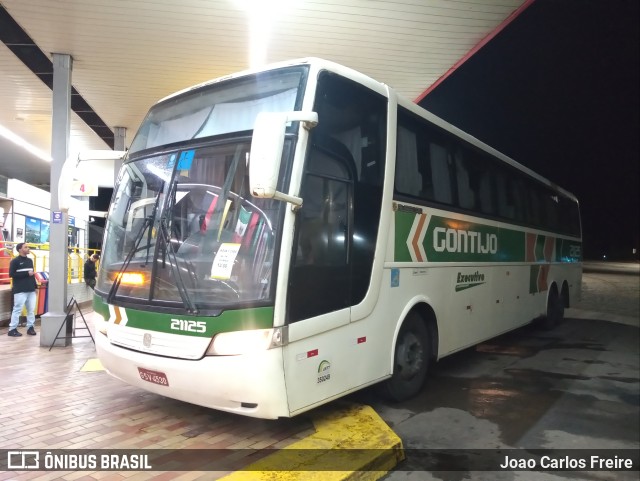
137 367 169 386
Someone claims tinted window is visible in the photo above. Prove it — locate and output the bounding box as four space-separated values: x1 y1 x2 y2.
396 109 453 205
288 72 387 322
394 108 580 238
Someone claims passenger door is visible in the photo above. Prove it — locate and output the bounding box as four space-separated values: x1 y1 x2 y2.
283 71 387 414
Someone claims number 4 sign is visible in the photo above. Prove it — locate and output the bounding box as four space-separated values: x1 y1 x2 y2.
70 181 98 196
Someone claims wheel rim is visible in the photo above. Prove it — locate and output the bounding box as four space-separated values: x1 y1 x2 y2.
396 331 424 380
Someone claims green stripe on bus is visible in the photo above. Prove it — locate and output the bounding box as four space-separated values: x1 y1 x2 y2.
395 211 583 264
394 211 416 262
394 211 526 263
93 296 274 336
93 294 109 320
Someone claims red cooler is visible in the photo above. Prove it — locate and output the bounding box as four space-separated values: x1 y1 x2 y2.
35 272 49 316
0 247 9 285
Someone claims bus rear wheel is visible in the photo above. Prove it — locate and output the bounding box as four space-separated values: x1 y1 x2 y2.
380 313 430 402
539 287 564 330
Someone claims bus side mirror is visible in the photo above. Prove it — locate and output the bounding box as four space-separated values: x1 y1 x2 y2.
249 111 318 206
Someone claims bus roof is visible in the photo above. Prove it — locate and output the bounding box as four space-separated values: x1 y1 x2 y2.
156 57 578 204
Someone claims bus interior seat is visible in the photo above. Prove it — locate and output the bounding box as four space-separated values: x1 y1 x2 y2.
313 133 357 171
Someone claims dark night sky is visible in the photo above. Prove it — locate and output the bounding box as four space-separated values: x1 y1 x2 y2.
419 0 639 260
92 1 638 258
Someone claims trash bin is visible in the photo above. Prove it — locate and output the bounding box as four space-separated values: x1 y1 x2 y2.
34 272 49 316
0 248 10 285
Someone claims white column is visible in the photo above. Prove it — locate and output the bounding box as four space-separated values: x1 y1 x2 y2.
41 53 72 347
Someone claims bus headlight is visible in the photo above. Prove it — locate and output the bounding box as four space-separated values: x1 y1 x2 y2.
207 327 286 356
117 272 146 286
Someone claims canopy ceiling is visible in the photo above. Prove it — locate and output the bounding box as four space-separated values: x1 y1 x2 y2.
0 0 528 190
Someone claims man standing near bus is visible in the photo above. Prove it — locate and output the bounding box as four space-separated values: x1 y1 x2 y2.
8 243 38 337
84 253 99 290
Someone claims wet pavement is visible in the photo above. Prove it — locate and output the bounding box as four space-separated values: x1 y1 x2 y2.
360 318 639 480
0 263 637 480
352 265 640 480
577 263 640 323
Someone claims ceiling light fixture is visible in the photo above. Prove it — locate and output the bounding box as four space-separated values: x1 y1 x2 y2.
236 0 298 69
0 124 52 162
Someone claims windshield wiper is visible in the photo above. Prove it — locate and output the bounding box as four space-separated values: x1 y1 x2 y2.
107 213 154 305
201 145 243 252
144 182 164 267
107 183 165 304
107 183 198 314
154 179 198 314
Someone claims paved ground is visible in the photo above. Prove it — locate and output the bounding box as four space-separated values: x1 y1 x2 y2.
574 262 640 326
0 314 315 480
363 263 640 480
365 317 639 480
0 262 637 480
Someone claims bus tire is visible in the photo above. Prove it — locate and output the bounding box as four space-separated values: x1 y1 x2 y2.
540 286 564 330
380 312 430 402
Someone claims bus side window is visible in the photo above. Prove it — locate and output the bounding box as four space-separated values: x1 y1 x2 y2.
467 150 496 215
454 148 476 210
360 119 383 185
527 183 543 226
477 170 494 215
496 171 516 219
333 127 362 179
289 138 354 322
296 169 349 266
543 191 560 232
430 143 453 204
396 125 422 197
395 108 455 206
558 195 581 237
292 71 387 321
510 176 527 222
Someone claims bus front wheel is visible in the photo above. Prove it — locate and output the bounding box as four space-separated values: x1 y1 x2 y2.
380 313 430 402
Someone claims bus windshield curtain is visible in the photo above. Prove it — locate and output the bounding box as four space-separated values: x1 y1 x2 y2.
145 88 297 147
195 88 298 138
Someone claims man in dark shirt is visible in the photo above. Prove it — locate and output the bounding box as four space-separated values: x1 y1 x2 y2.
8 243 38 337
84 253 99 290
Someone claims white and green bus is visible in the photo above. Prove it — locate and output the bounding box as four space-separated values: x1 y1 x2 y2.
94 58 582 419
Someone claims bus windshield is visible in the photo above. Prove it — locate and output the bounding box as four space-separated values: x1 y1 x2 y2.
97 140 289 312
97 66 308 313
129 68 306 154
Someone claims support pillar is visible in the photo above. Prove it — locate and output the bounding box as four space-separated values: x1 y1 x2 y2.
40 53 72 347
113 127 126 183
